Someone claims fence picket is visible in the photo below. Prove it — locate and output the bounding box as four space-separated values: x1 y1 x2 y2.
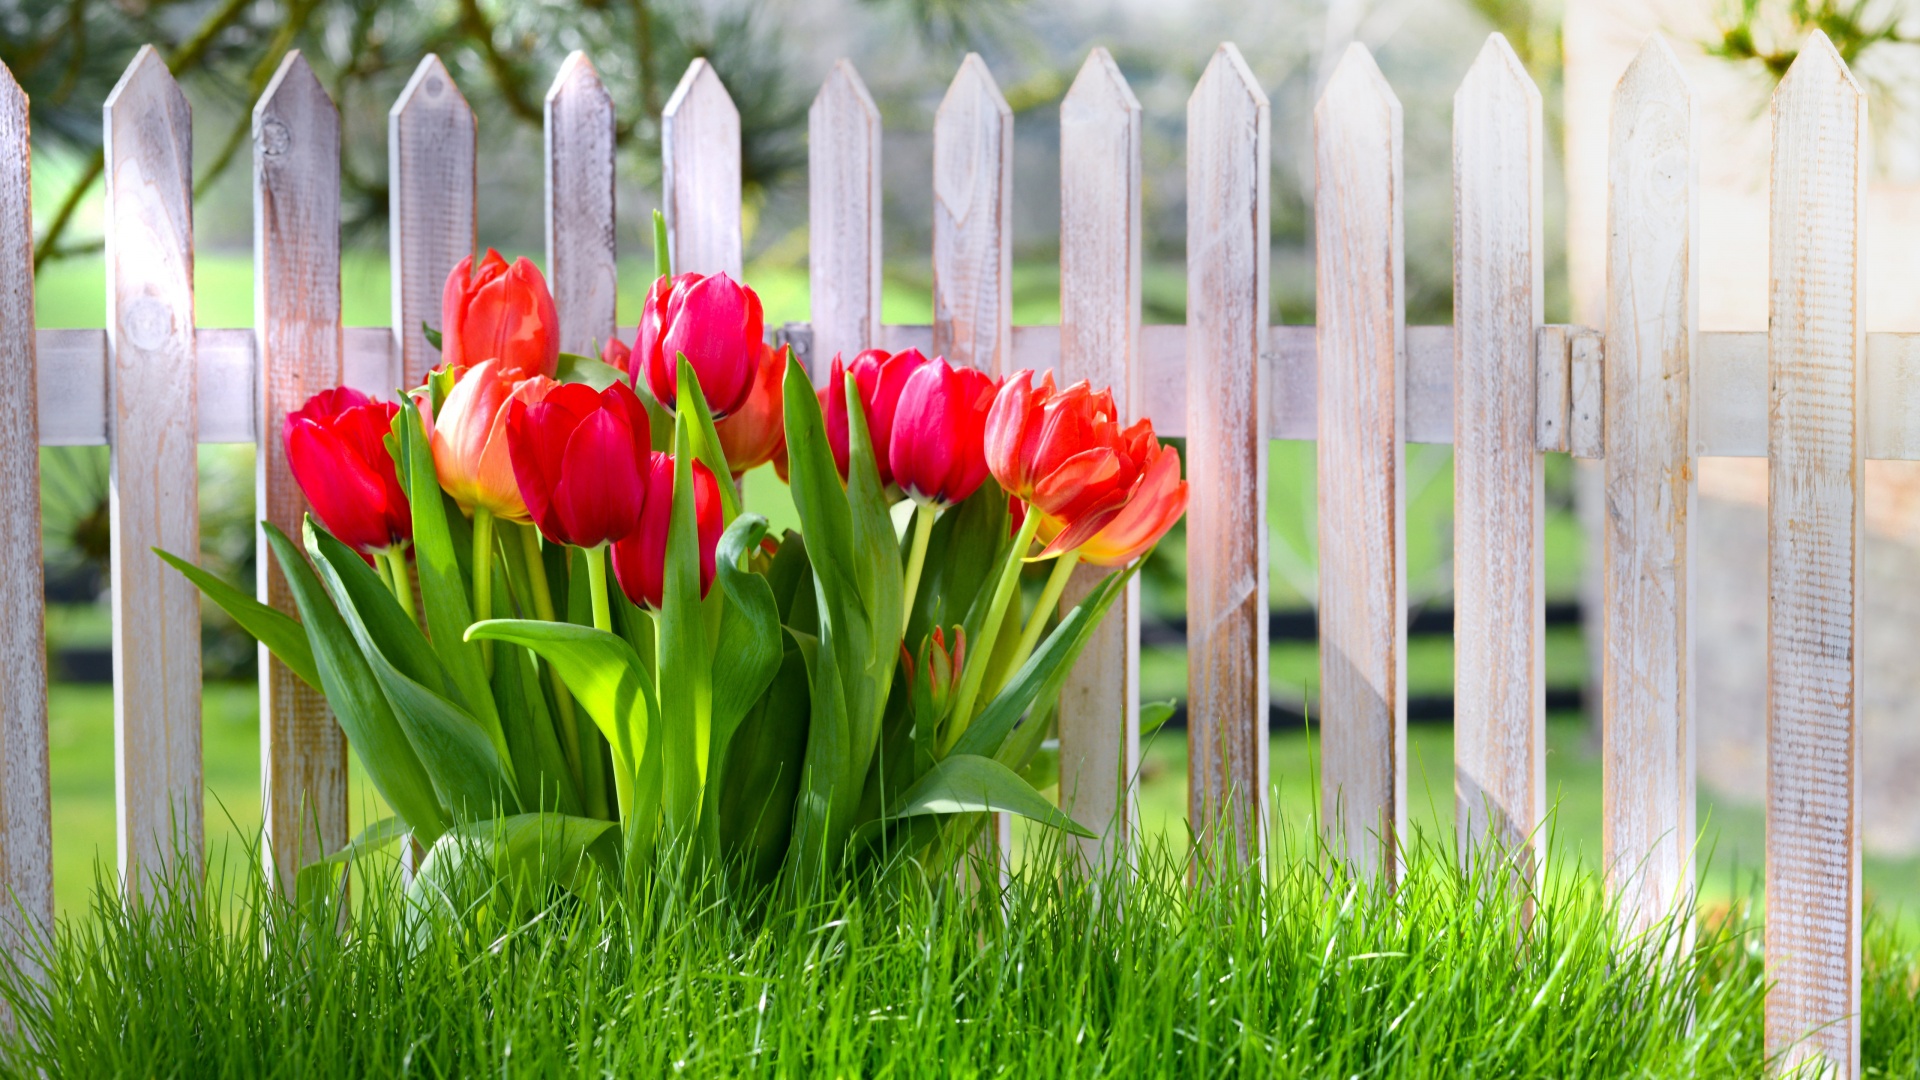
1056 47 1141 870
104 47 202 891
1765 32 1865 1078
1601 37 1697 934
933 55 1013 375
1185 44 1269 870
389 56 475 388
1313 43 1405 882
253 51 349 893
0 60 50 976
808 61 883 382
663 60 742 279
1451 34 1545 882
545 52 618 358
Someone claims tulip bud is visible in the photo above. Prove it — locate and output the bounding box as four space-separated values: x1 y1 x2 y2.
421 359 559 522
610 452 723 610
439 249 561 381
889 358 997 507
602 335 632 377
822 347 934 487
283 387 410 555
903 625 965 729
636 272 764 419
506 381 653 549
713 343 789 477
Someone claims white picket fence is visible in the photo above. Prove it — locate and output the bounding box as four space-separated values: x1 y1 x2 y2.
0 28 1896 1075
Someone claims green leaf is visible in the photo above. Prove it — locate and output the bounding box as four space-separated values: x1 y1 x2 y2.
405 812 619 933
838 365 906 804
763 530 813 628
422 321 443 351
392 405 508 763
293 815 407 914
1020 741 1059 793
555 353 625 390
904 481 1010 650
886 754 1093 838
953 564 1139 763
653 209 671 280
700 514 786 852
493 637 584 816
362 641 520 822
463 620 655 830
717 634 811 885
154 547 320 691
304 520 454 699
1141 699 1178 738
657 383 714 837
674 353 742 519
261 523 449 842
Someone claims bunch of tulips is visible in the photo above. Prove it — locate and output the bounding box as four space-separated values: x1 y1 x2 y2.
170 220 1187 899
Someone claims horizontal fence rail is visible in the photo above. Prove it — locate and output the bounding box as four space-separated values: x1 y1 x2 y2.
0 29 1881 1076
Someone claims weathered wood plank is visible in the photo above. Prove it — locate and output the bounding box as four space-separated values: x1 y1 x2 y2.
104 47 202 891
389 56 474 388
0 58 51 983
1056 47 1142 871
1601 36 1697 934
1570 327 1606 458
1535 325 1569 453
932 54 1013 375
662 59 742 279
1451 34 1545 879
1313 43 1405 882
809 61 883 382
254 51 349 894
545 52 618 357
1185 44 1270 870
1765 31 1865 1078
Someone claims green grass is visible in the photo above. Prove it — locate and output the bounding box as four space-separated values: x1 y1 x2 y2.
14 823 1914 1076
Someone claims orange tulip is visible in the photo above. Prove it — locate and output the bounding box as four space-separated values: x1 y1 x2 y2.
1038 438 1186 567
420 358 559 522
439 249 561 381
714 343 789 477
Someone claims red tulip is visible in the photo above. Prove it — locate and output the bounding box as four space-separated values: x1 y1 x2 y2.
714 343 789 476
506 382 652 549
888 358 997 507
823 347 934 487
602 335 632 376
421 359 560 522
611 453 722 610
985 370 1172 558
283 387 410 555
1038 438 1187 567
636 272 763 419
439 249 560 381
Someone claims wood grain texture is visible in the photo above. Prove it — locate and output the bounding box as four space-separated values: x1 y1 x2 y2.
1764 32 1865 1078
545 52 617 357
662 59 742 279
104 47 202 892
1535 325 1569 453
1056 48 1142 871
1185 44 1270 870
254 51 348 894
1570 327 1606 458
0 59 51 981
1451 34 1545 879
1601 37 1697 934
1313 44 1405 882
389 55 475 389
808 61 882 382
932 54 1013 375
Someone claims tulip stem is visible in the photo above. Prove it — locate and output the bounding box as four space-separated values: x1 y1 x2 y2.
900 502 937 627
998 549 1082 699
472 508 495 671
383 547 417 624
942 509 1041 755
585 544 614 634
520 526 582 785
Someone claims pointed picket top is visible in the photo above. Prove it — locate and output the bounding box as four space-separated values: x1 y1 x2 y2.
0 51 24 119
105 44 188 124
1775 28 1864 107
932 53 1013 374
809 60 883 379
662 58 742 279
388 54 476 388
1315 41 1398 127
1190 42 1267 133
391 53 471 123
1615 33 1691 108
1456 32 1541 123
545 51 618 357
1063 46 1139 124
